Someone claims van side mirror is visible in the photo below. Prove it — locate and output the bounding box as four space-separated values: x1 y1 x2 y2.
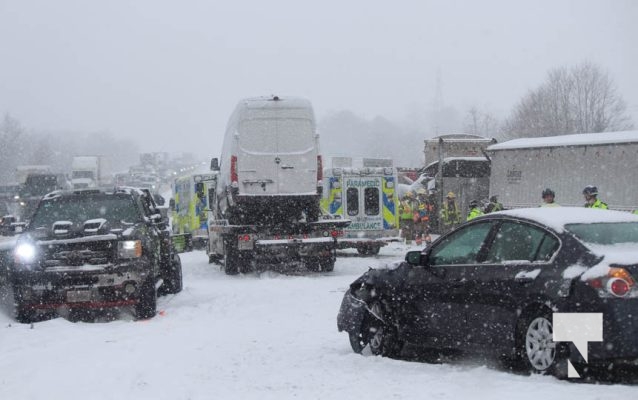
211 158 220 171
169 198 176 211
405 250 424 266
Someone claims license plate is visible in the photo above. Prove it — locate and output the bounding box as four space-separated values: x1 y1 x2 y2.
66 290 91 303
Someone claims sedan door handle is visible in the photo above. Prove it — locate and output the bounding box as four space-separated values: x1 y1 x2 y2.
280 165 294 169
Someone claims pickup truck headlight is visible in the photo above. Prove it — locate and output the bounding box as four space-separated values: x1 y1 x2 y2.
14 242 37 264
118 240 142 258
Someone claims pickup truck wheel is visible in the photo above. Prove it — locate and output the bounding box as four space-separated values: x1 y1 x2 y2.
11 285 35 323
14 301 34 324
134 278 157 320
159 255 183 295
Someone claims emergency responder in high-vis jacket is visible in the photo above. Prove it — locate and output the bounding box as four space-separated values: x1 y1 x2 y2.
541 188 560 207
399 191 416 244
467 199 484 221
441 192 462 231
484 195 503 213
414 188 433 245
583 185 608 209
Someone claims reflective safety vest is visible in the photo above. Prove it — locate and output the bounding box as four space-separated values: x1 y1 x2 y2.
540 202 560 207
417 199 434 221
484 201 503 213
585 199 608 210
441 202 461 225
399 200 413 220
632 210 638 215
467 207 484 221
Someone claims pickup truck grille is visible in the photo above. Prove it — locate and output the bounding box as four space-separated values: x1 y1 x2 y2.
41 240 116 267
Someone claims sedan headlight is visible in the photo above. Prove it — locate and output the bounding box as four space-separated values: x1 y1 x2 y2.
118 240 142 258
15 242 37 264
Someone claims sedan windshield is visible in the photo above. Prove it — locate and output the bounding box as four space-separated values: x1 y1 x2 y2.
564 222 638 245
29 195 142 229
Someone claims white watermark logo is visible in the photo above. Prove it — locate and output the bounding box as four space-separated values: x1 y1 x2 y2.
552 313 603 378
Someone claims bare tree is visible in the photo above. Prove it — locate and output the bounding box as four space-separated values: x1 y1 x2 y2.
502 62 634 139
464 106 500 137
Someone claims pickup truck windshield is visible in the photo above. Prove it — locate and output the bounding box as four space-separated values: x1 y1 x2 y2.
29 194 142 229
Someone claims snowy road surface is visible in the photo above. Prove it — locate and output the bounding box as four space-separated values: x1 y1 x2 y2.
1 243 636 399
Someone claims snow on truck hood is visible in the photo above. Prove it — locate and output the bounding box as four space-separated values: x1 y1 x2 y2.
492 207 638 233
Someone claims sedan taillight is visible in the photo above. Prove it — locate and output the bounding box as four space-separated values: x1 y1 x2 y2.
587 267 636 298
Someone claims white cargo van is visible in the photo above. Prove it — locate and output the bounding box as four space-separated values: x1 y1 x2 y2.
207 95 348 274
215 95 323 224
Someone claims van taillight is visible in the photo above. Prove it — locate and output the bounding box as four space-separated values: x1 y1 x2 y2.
317 155 323 183
231 155 238 186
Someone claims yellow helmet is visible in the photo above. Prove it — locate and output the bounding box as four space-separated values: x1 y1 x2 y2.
447 192 455 198
405 191 415 198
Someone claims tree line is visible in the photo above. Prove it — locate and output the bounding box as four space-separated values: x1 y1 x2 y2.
0 114 140 185
466 61 634 139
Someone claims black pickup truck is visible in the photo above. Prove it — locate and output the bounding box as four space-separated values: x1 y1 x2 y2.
2 187 182 322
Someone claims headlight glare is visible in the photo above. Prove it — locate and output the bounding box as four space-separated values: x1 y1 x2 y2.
15 243 37 264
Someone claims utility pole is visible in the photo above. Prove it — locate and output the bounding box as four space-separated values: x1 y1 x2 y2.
437 137 444 233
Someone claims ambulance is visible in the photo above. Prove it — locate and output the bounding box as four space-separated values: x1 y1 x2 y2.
321 157 400 255
171 173 217 251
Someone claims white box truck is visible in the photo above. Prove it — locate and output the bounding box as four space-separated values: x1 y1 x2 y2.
206 95 349 274
71 156 107 189
487 130 638 210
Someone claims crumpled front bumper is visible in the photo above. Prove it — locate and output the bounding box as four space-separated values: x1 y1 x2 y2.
11 261 151 311
337 289 368 333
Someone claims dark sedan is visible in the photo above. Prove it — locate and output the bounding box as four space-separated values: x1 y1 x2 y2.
337 207 638 378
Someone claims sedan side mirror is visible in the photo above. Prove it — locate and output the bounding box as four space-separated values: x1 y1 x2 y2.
405 250 423 266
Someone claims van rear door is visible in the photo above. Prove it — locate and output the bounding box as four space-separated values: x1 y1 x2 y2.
237 112 317 196
344 175 384 231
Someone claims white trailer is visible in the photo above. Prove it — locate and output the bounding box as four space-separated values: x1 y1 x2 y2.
487 131 638 210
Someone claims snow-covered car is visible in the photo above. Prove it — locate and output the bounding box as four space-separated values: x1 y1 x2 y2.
5 187 183 322
337 207 638 378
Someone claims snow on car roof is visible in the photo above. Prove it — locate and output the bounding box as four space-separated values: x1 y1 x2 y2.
493 207 638 232
487 130 638 151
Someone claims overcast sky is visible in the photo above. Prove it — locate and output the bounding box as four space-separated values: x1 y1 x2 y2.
0 0 636 157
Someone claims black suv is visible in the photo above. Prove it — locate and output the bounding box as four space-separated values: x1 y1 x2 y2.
5 187 182 322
